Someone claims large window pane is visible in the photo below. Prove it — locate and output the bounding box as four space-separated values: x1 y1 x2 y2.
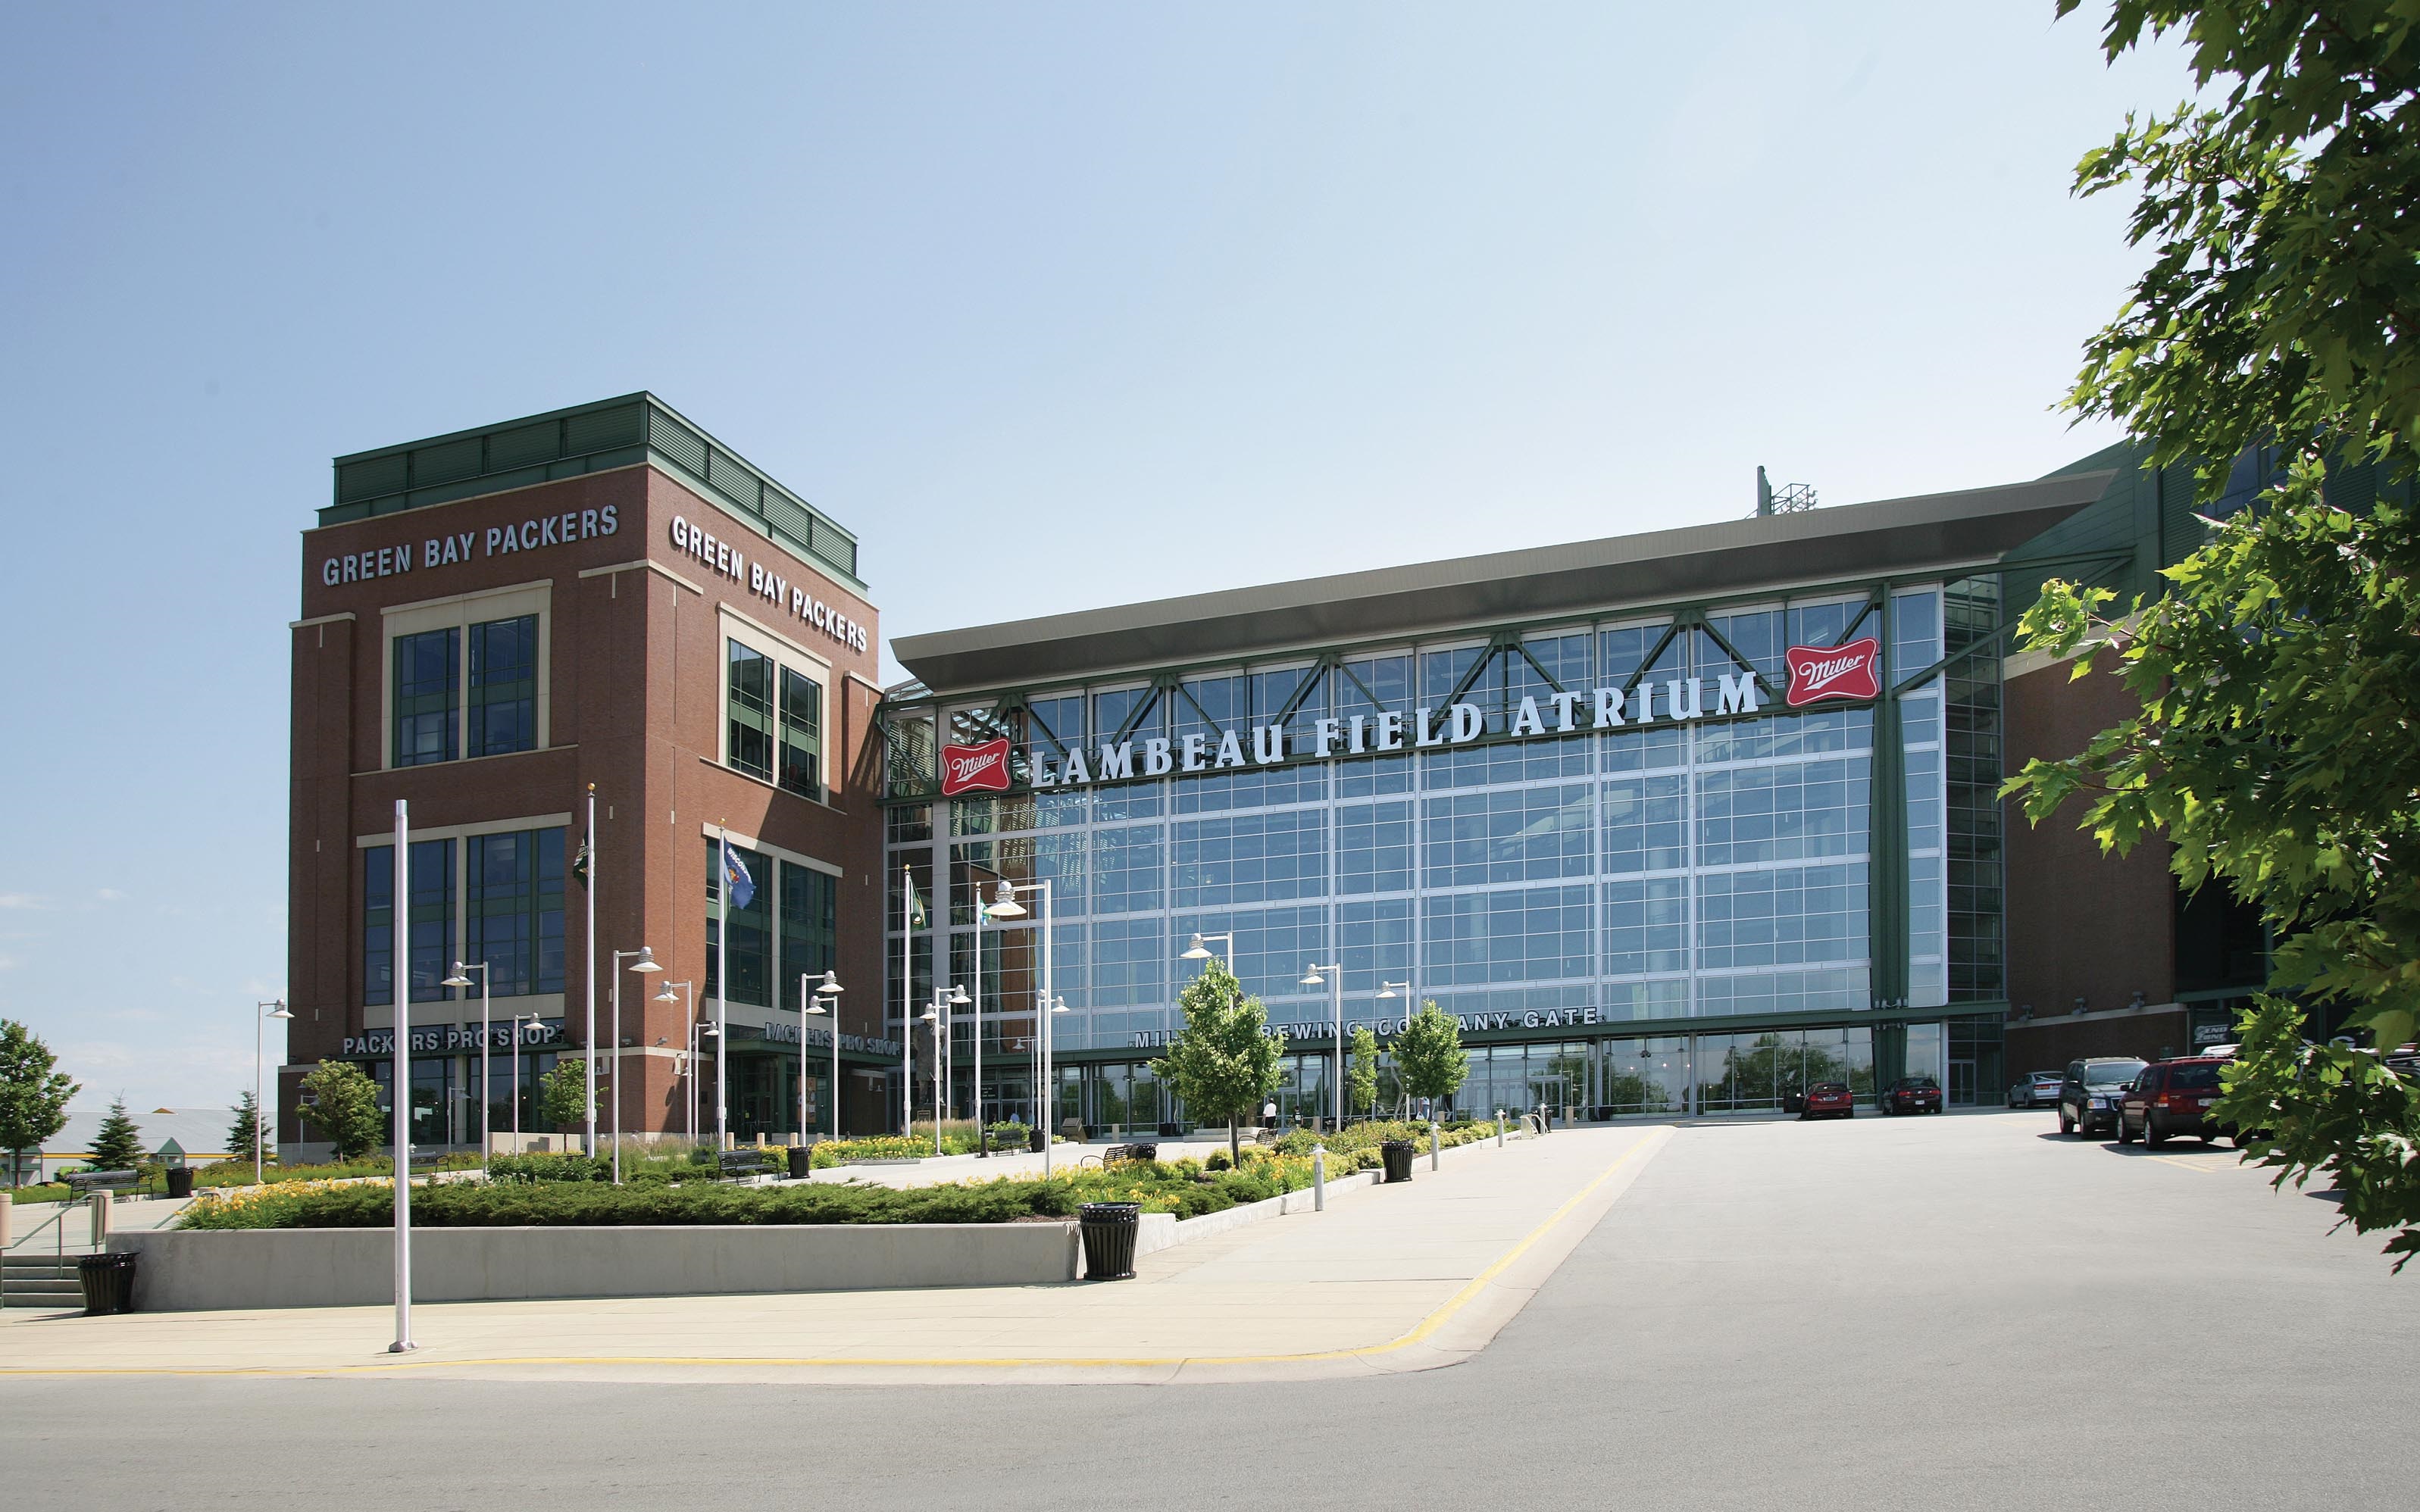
467 615 537 758
1602 773 1687 874
467 828 564 996
1422 785 1591 887
779 667 822 798
727 642 774 782
1421 885 1592 986
1091 825 1165 915
392 628 458 767
705 839 772 1007
1335 800 1414 895
1695 757 1870 867
779 861 838 995
1173 809 1326 908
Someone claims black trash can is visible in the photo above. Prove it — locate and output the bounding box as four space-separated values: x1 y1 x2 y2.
164 1167 195 1199
1029 1126 1047 1154
786 1146 813 1179
1380 1139 1415 1184
78 1251 138 1315
1077 1201 1142 1279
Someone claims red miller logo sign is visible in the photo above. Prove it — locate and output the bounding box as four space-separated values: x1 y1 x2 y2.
940 738 1013 796
1782 638 1881 707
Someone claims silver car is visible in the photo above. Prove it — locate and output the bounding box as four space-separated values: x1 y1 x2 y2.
2006 1070 2062 1108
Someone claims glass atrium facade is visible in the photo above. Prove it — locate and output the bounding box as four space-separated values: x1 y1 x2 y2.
881 580 2008 1130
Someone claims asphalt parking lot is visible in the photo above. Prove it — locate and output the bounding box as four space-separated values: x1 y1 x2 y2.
6 1110 2406 1511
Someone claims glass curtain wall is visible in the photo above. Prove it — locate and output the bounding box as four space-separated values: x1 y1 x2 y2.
888 586 1974 1120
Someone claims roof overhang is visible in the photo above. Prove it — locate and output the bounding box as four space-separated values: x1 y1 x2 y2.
893 470 2115 694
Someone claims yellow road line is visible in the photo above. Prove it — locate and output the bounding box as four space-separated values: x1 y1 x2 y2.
0 1133 1662 1379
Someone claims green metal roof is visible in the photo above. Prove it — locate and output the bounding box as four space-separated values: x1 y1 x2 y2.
320 392 863 590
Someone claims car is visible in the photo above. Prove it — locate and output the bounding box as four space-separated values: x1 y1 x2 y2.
2006 1070 2062 1108
2057 1057 2147 1138
1799 1082 1854 1120
1878 1076 1942 1115
2115 1057 2232 1146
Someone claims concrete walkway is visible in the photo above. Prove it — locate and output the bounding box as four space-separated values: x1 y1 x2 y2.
0 1125 1668 1382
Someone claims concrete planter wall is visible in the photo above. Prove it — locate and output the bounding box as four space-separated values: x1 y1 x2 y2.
108 1222 1080 1312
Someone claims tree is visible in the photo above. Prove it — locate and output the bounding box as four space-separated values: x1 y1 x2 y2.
1346 1025 1380 1120
299 1061 386 1161
88 1097 145 1171
2010 2 2420 1265
1151 959 1285 1167
1391 1003 1469 1118
0 1018 77 1188
227 1091 265 1164
539 1061 594 1134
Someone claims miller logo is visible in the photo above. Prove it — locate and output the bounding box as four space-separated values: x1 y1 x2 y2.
1783 637 1881 707
940 737 1013 796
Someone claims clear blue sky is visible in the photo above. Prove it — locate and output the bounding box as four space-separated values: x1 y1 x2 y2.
0 3 2188 1114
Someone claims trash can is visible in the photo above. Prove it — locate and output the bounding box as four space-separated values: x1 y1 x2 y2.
786 1146 813 1179
1380 1139 1415 1184
1030 1126 1047 1154
165 1167 195 1199
1077 1201 1142 1279
78 1251 138 1315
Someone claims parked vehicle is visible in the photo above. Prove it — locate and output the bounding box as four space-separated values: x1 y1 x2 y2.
1799 1082 1854 1120
2006 1070 2062 1108
2058 1057 2147 1138
2116 1057 2231 1146
1878 1076 1942 1115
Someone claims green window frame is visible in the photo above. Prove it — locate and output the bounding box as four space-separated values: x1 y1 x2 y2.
468 614 539 758
392 628 459 767
779 861 838 993
467 828 567 996
705 838 774 1007
779 667 823 799
728 641 775 783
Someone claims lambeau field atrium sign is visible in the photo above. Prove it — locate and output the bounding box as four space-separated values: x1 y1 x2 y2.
939 638 1881 797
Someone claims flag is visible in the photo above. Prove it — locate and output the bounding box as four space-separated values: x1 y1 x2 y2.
905 872 927 930
571 831 592 889
723 842 755 911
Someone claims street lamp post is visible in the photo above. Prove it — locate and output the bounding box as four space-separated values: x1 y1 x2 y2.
919 986 968 1155
1377 980 1410 1120
440 964 491 1176
654 981 696 1145
805 978 842 1141
507 1011 536 1151
1300 962 1344 1132
1181 932 1237 973
255 999 292 1185
982 881 1058 1173
798 970 843 1148
608 946 661 1182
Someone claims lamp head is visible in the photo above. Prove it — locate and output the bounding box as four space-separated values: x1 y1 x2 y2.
441 963 474 989
1181 934 1212 961
628 945 662 973
1300 964 1325 986
1050 996 1070 1014
265 1000 295 1020
654 982 680 1004
819 970 843 994
805 999 827 1016
949 985 971 1004
919 1007 938 1023
985 881 1027 918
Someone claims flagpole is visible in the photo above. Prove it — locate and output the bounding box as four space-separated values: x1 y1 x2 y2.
583 783 597 1158
900 863 911 1139
389 798 414 1353
717 828 730 1154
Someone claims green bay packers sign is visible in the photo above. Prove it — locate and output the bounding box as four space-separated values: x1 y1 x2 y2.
937 638 1880 797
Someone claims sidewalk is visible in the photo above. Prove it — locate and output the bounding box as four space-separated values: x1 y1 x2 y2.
0 1125 1668 1383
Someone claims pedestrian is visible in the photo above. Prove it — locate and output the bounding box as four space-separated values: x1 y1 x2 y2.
1262 1099 1277 1131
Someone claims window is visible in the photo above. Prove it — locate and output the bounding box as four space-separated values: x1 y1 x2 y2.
705 839 773 1007
1172 809 1325 908
468 615 539 758
467 829 565 996
392 629 458 767
1335 800 1413 895
778 667 822 798
1422 785 1592 888
728 642 775 782
1421 885 1593 986
364 839 455 1004
726 637 826 800
780 861 837 992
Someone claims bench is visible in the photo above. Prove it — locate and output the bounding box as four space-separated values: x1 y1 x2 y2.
1101 1143 1159 1164
717 1151 774 1182
63 1170 141 1197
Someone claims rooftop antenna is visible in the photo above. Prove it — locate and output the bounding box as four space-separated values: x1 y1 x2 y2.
1755 465 1817 517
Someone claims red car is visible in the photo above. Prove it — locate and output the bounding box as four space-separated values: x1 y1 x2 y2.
1798 1082 1854 1120
2115 1057 2231 1146
1879 1076 1943 1115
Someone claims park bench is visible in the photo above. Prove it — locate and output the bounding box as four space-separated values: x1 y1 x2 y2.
62 1170 140 1198
1100 1143 1159 1164
717 1150 774 1182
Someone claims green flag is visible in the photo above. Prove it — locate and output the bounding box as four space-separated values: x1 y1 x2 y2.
905 873 927 929
571 830 592 888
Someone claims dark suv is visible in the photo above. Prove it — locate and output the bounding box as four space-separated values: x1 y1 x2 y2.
2116 1057 2231 1146
2058 1057 2147 1138
1878 1076 1942 1115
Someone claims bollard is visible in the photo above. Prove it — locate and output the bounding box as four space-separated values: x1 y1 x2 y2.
1312 1144 1325 1211
1430 1120 1440 1172
1497 1111 1505 1147
88 1192 112 1247
0 1190 11 1250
